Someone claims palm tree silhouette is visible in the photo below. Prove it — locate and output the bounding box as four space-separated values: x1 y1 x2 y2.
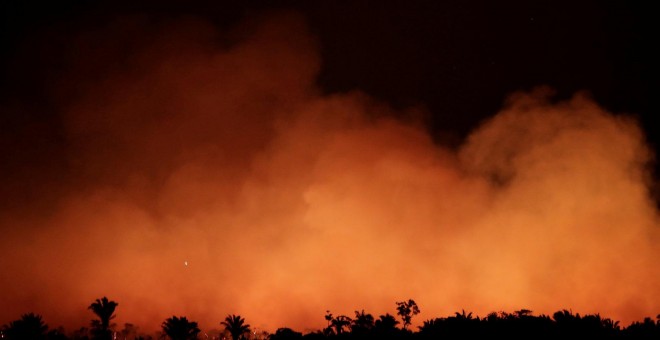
221 314 250 340
3 312 48 339
454 309 473 320
88 297 118 340
330 315 352 335
351 310 374 334
418 318 442 334
374 313 400 332
161 316 200 340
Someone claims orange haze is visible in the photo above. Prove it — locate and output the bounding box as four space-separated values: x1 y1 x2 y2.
1 12 658 334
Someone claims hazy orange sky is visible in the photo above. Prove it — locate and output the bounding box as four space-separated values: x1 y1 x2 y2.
0 6 658 335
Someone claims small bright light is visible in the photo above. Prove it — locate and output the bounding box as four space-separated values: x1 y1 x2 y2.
184 261 188 266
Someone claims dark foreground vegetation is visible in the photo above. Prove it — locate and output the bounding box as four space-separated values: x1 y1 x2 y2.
2 297 659 339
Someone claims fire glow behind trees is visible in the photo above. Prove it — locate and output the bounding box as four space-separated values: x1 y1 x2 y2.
0 2 657 334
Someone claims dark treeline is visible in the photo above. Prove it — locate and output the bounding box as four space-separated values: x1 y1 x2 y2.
2 297 659 339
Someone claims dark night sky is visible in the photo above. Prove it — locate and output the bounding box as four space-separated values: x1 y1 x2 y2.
2 2 655 116
2 1 655 153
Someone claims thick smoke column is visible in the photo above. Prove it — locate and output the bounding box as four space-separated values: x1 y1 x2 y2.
0 12 658 333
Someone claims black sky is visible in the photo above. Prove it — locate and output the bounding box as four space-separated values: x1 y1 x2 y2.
1 0 657 202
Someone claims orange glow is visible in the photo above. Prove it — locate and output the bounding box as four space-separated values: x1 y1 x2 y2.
0 12 658 334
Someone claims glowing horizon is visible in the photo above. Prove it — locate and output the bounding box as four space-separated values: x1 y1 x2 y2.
1 12 658 334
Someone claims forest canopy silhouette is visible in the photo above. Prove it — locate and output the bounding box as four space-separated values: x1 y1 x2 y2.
0 7 658 337
2 297 659 339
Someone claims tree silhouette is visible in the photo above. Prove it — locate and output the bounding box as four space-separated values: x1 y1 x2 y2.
221 314 250 340
321 310 352 335
71 326 90 339
351 310 374 334
119 323 141 339
624 316 660 338
374 314 400 332
88 297 118 340
7 299 660 339
601 317 620 332
513 309 532 318
323 310 333 336
46 328 68 340
269 327 303 340
418 318 441 335
454 309 473 320
3 312 48 340
395 299 420 330
330 315 351 335
162 316 200 340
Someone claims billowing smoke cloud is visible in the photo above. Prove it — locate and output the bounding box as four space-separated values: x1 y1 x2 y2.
1 11 658 334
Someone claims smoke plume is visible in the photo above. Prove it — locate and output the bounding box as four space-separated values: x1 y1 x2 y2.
1 11 658 333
